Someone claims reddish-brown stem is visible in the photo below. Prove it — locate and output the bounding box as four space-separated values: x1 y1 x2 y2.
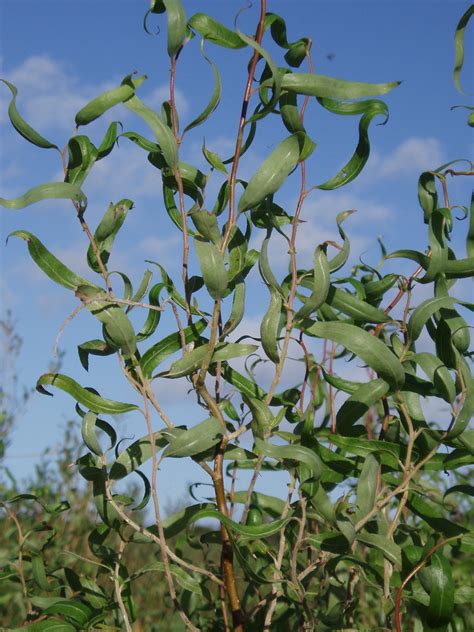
213 439 245 632
394 536 461 632
221 0 267 251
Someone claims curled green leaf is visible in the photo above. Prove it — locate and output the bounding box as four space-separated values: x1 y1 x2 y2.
36 373 139 415
75 73 147 126
0 182 86 210
0 79 58 149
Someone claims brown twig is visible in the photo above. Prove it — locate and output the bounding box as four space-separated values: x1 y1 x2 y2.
394 535 462 632
2 504 32 615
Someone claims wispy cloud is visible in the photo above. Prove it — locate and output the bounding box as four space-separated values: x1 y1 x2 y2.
377 137 444 177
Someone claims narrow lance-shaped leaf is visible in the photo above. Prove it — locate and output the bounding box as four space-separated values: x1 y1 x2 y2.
328 209 355 272
222 277 245 336
260 288 283 364
187 13 246 49
453 4 474 94
277 72 400 99
75 285 137 358
163 416 224 457
36 373 139 415
183 40 221 132
0 182 86 210
295 245 330 319
317 99 389 190
149 0 187 58
427 552 455 626
264 12 311 68
75 72 147 126
238 133 305 212
140 317 208 378
354 453 379 523
336 378 390 435
303 321 405 390
64 135 98 187
7 230 94 290
160 342 257 379
0 79 58 149
194 236 228 299
124 94 178 168
87 199 133 272
187 507 292 539
110 430 172 479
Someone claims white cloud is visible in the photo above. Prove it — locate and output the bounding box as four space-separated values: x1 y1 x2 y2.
378 137 443 177
1 54 187 137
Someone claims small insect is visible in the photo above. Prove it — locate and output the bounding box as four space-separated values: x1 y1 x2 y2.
326 53 336 61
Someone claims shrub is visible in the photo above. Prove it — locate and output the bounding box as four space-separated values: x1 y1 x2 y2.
1 2 473 630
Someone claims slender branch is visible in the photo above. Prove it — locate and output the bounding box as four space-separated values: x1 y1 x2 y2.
394 535 462 632
221 0 267 251
2 505 32 615
113 540 133 632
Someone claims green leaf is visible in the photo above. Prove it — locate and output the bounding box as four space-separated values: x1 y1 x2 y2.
130 560 202 595
140 318 207 378
0 182 86 210
43 601 93 627
81 411 103 456
87 199 133 272
189 210 222 245
264 13 311 68
97 120 121 159
194 236 228 299
163 416 223 457
409 352 456 404
336 378 390 435
317 99 389 190
260 288 283 363
243 396 275 439
238 134 305 212
329 210 355 272
0 79 58 149
187 13 246 49
427 552 455 626
295 245 330 319
328 435 400 469
183 42 221 132
110 430 171 479
136 281 165 342
124 94 178 168
258 229 285 297
78 339 115 371
188 507 291 539
354 453 379 522
356 533 401 566
278 73 400 99
407 296 455 343
222 277 245 336
254 437 323 483
154 0 187 58
7 230 93 290
75 72 146 126
64 135 98 187
160 342 257 378
202 142 228 175
32 555 49 590
453 5 474 93
75 285 137 358
303 321 405 390
36 373 139 415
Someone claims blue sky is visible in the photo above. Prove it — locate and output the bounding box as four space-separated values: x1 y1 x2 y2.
0 1 472 510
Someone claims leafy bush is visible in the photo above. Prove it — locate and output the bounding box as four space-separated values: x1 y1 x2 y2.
1 2 473 631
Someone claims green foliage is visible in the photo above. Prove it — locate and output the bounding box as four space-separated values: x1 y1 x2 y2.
1 1 473 631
